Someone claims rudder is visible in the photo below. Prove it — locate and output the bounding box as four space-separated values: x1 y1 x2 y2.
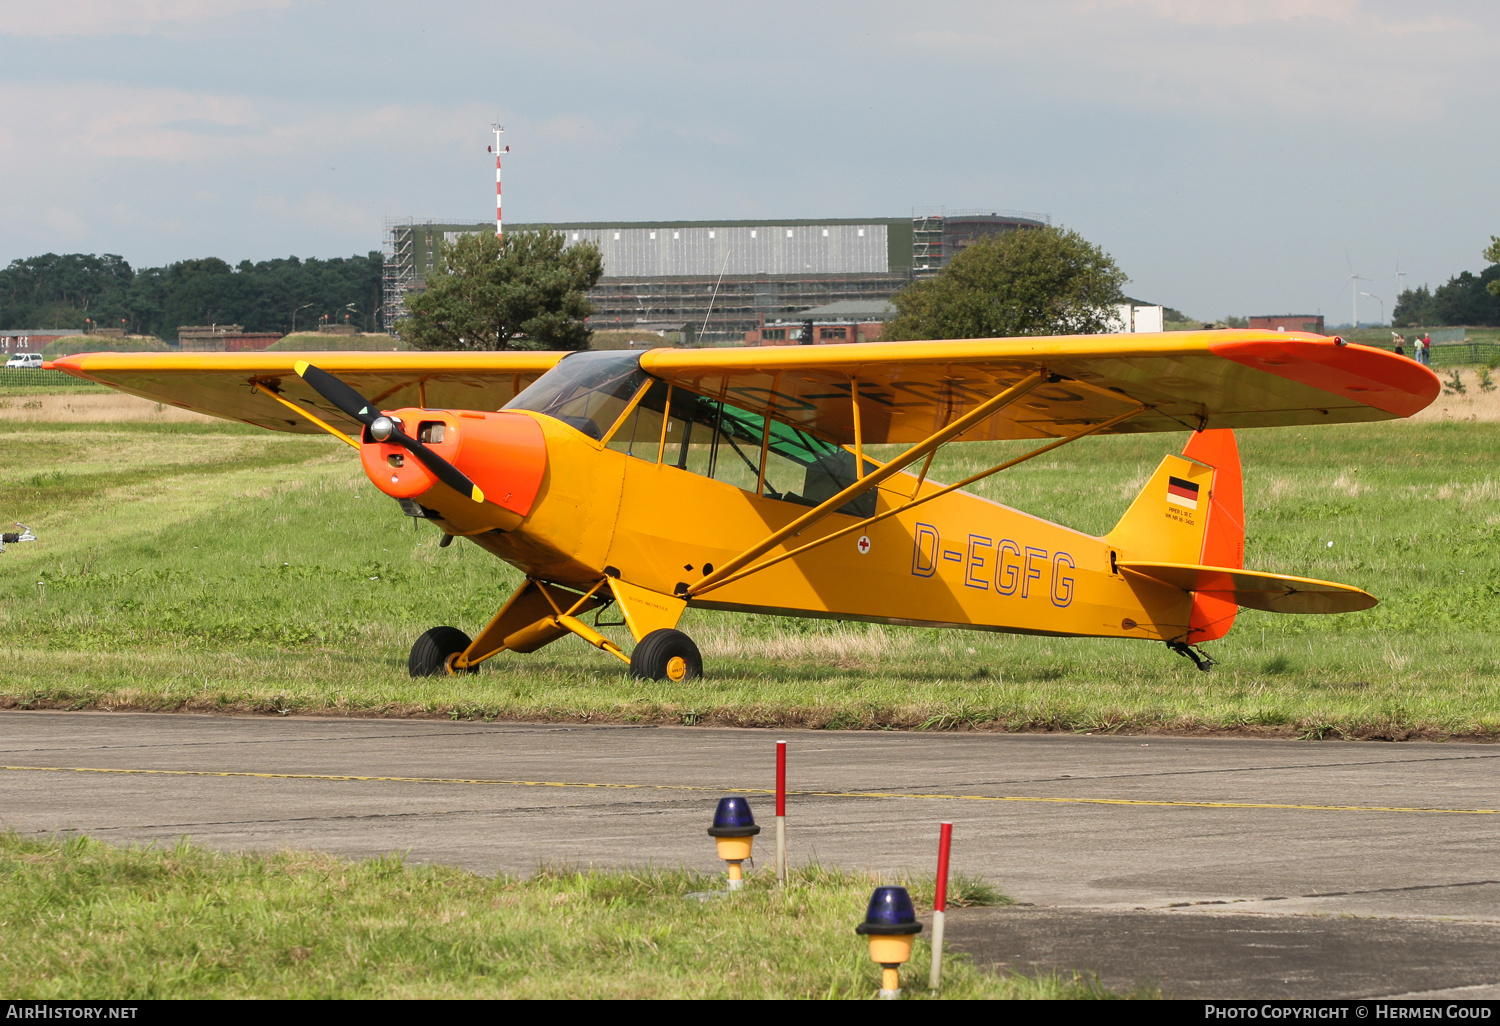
1181 429 1244 641
1104 429 1244 642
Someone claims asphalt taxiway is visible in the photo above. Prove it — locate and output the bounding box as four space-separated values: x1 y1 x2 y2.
3 711 1497 998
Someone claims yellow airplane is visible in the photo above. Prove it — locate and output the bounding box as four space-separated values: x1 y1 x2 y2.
49 330 1438 680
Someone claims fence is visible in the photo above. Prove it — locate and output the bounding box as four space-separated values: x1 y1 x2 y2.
1430 342 1499 367
1361 343 1498 367
0 368 108 390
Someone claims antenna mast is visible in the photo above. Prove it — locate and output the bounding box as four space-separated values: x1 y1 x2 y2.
490 124 507 237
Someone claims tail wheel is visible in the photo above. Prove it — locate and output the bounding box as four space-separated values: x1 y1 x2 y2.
409 626 477 677
630 628 703 682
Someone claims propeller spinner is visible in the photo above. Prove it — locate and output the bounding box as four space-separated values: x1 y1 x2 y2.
294 361 485 504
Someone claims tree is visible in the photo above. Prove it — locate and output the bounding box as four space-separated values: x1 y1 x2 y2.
400 230 604 351
0 253 134 330
1436 267 1500 325
1393 285 1437 327
883 226 1128 341
1395 269 1500 327
0 250 383 337
1486 236 1500 301
1394 239 1500 327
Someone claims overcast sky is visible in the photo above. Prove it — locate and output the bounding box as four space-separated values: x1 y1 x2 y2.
1 0 1495 323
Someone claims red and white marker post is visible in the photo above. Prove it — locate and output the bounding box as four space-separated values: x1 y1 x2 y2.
490 123 506 237
776 740 787 885
929 821 953 991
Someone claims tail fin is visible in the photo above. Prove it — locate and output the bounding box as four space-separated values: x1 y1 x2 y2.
1105 429 1244 642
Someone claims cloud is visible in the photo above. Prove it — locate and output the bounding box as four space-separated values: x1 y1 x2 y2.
0 81 481 162
1084 0 1361 26
253 188 373 236
1088 0 1472 33
0 0 291 38
904 0 1495 124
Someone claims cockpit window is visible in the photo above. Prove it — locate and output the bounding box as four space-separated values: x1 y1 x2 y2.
502 351 646 441
507 353 878 517
661 389 877 518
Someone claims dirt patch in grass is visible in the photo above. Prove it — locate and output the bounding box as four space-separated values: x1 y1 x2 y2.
2 693 1492 743
1408 368 1500 422
0 392 219 423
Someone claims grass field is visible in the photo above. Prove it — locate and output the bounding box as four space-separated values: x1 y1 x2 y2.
267 332 409 351
0 368 113 395
2 375 1498 739
2 833 1110 1000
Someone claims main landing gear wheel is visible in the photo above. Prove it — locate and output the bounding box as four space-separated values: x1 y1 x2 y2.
630 628 703 682
409 626 477 677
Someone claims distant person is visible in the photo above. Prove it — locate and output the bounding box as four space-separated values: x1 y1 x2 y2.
1392 331 1406 355
1395 341 1405 357
1420 334 1433 366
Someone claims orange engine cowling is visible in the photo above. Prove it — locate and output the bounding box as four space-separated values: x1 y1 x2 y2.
358 409 546 527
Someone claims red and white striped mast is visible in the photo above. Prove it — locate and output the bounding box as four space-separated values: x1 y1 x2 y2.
489 123 507 237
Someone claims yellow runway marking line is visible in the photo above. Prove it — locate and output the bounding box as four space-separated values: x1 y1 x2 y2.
3 764 1496 815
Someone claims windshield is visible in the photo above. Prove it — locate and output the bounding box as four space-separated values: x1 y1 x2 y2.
502 350 646 440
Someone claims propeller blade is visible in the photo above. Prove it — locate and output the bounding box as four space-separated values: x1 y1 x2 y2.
389 425 486 504
296 362 485 504
295 361 381 426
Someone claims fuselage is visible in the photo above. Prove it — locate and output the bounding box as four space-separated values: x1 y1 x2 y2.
505 415 1196 641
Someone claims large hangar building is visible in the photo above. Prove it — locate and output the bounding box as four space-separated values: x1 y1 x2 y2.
383 209 1047 344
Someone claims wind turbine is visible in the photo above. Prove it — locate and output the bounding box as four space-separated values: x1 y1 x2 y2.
1345 250 1369 329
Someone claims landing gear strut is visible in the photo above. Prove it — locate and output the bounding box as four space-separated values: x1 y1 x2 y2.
1167 640 1215 672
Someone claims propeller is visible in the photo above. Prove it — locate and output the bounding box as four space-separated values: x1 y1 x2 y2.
295 361 485 504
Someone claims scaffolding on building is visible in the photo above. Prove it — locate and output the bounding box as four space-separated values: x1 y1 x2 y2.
586 271 910 345
912 215 944 274
910 207 1051 278
382 217 416 335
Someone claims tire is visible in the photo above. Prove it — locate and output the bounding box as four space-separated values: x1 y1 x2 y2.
409 626 476 677
629 628 703 682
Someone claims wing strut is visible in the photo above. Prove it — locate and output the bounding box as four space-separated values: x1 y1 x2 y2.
690 402 1146 598
687 371 1050 598
252 381 360 449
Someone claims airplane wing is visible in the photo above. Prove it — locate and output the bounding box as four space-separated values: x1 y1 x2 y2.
46 350 568 435
49 330 1438 446
638 330 1439 444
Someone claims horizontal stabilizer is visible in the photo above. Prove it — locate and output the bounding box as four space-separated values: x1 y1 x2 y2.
1118 562 1377 615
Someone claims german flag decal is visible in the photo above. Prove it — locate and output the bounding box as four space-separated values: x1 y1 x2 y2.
1166 475 1200 510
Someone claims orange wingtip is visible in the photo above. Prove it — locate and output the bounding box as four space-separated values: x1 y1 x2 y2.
44 354 87 374
1209 337 1440 418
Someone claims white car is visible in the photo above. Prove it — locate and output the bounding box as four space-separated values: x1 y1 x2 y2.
4 353 43 368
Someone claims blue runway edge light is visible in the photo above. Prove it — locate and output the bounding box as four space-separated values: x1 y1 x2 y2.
707 796 761 837
855 886 923 936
